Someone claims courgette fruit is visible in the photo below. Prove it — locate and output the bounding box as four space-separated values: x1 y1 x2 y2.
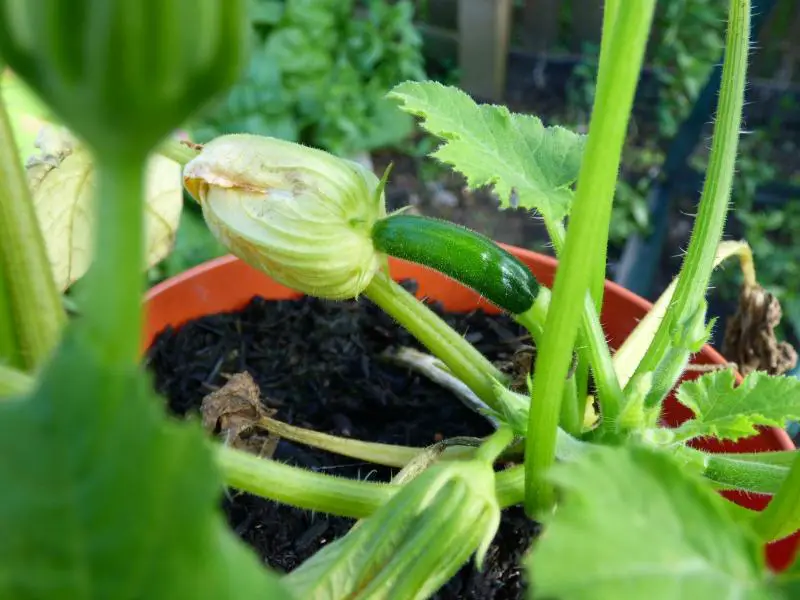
371 214 539 315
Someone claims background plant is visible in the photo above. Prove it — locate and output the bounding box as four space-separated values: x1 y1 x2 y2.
188 0 426 159
562 0 728 248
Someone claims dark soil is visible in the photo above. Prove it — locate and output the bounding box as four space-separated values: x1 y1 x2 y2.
145 280 540 599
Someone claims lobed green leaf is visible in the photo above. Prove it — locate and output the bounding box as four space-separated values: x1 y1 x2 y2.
388 80 585 222
527 445 772 600
675 369 800 442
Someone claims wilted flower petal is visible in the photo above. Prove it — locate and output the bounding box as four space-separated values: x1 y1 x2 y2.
27 126 183 291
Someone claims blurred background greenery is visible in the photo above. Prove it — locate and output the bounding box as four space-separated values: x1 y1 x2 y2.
4 0 799 352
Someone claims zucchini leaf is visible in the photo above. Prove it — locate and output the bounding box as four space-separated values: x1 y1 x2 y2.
387 81 585 222
0 326 293 599
674 369 800 442
527 445 773 600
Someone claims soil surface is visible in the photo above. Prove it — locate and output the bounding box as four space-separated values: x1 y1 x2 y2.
145 281 540 599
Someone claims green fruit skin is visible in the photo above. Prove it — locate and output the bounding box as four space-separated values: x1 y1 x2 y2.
372 214 539 315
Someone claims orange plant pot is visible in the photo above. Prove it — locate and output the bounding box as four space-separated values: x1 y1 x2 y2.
144 247 800 572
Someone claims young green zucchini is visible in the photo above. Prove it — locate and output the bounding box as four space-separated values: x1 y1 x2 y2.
371 214 539 315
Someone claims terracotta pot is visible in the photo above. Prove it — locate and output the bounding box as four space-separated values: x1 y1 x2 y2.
144 247 800 572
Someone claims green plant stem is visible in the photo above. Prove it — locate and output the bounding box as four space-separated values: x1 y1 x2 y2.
597 0 620 84
626 0 750 400
753 452 800 542
612 240 753 390
156 137 200 167
217 444 395 519
524 2 655 515
80 158 146 367
543 221 624 439
0 93 65 371
222 446 560 518
363 270 507 410
475 426 514 464
559 371 581 437
572 0 620 418
702 451 789 496
258 414 478 466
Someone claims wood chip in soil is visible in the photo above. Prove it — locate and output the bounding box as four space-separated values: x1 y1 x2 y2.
145 280 539 599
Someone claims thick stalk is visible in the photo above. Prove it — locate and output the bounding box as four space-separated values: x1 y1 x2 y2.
363 270 507 410
80 159 146 367
702 451 790 496
626 0 750 399
217 444 395 519
544 220 624 438
574 0 621 410
753 452 800 542
524 2 655 514
0 93 65 370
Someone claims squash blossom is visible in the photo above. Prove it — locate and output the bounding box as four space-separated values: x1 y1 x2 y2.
284 459 502 600
183 134 387 300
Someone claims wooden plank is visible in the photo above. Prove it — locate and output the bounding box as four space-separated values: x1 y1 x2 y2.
458 0 513 100
521 0 562 53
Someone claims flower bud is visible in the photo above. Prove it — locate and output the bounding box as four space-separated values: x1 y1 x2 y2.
183 133 387 300
284 460 501 600
0 1 247 156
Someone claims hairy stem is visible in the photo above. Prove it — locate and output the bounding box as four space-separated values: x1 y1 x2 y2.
703 452 791 496
525 1 656 514
753 452 800 542
612 240 754 390
626 0 750 403
0 92 65 370
363 270 507 410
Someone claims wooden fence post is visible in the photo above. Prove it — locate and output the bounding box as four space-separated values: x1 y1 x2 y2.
458 0 512 101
